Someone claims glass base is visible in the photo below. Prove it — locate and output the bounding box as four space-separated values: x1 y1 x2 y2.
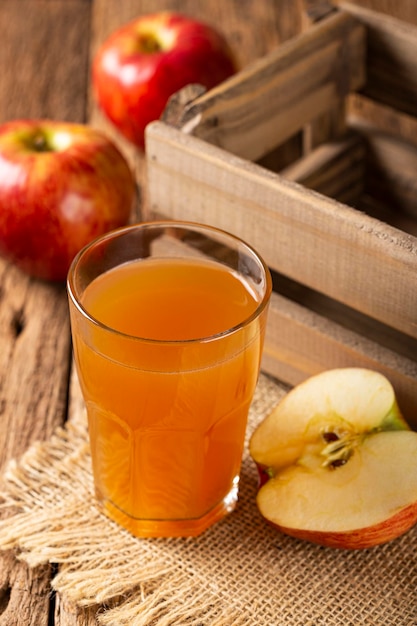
96 481 239 538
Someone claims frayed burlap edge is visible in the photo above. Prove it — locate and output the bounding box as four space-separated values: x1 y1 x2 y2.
0 374 287 626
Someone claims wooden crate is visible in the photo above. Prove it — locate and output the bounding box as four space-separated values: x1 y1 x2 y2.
145 1 417 426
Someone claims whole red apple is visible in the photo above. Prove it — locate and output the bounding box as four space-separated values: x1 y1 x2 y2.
0 119 136 281
92 12 237 149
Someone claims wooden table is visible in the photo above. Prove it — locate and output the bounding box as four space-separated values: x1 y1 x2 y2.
0 1 415 624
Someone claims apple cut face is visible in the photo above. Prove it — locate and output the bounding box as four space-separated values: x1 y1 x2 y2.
249 368 417 549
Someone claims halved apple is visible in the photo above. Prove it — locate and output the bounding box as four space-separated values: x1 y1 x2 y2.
249 368 417 549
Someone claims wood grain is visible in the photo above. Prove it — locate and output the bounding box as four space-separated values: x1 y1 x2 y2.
280 130 366 204
0 1 91 625
0 0 91 123
146 118 417 423
340 2 417 118
54 595 100 626
158 11 365 162
146 121 417 337
0 553 51 626
0 265 71 468
145 2 417 418
263 291 417 428
334 0 417 25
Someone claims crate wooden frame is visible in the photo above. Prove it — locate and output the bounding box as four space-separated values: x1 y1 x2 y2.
145 2 417 425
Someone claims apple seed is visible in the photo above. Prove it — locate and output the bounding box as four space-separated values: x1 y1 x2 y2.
320 431 358 469
322 431 339 443
321 433 356 469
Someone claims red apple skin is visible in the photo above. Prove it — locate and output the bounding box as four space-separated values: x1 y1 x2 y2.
92 12 238 149
0 119 136 282
256 464 417 550
256 465 271 489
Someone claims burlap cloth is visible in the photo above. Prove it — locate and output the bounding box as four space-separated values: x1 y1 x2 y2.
0 373 416 625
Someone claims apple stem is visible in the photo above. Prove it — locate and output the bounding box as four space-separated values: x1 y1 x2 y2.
139 33 162 54
32 133 52 153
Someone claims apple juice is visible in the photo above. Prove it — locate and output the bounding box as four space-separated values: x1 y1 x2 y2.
71 256 267 537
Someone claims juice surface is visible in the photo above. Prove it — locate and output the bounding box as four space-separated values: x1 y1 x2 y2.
73 257 266 536
82 257 259 340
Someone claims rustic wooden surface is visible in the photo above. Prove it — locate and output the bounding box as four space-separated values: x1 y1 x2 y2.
0 1 416 624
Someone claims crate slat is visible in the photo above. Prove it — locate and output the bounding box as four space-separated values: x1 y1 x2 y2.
265 291 417 427
146 121 417 339
280 131 366 203
340 1 417 118
167 10 366 162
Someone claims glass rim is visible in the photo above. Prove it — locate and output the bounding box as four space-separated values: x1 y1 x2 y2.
67 220 272 346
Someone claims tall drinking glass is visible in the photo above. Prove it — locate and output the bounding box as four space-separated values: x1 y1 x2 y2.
67 221 271 537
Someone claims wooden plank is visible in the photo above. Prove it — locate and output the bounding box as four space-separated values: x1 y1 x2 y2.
333 0 417 26
280 131 366 204
0 266 71 467
0 0 91 123
300 1 348 153
145 121 417 340
164 10 366 162
302 0 337 27
54 595 99 626
0 1 91 625
340 2 417 118
264 291 417 429
280 119 417 221
358 196 417 239
0 554 51 626
348 94 417 148
358 125 417 219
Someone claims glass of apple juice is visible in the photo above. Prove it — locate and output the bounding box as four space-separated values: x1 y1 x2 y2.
67 221 272 538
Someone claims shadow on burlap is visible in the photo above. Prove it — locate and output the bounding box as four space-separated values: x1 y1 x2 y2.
0 373 416 626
